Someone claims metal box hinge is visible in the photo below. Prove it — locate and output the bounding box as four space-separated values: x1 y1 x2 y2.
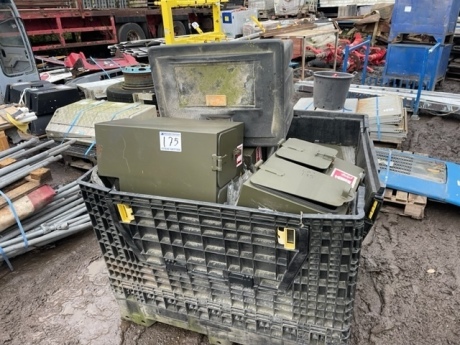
211 154 226 171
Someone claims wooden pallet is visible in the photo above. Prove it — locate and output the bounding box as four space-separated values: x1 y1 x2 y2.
0 168 52 209
374 141 403 150
63 154 96 170
381 188 427 220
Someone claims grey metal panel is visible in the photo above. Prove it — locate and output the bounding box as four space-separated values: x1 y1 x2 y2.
148 40 294 147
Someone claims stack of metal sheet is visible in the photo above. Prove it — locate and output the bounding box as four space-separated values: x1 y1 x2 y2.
356 95 408 145
108 39 164 59
45 100 157 145
293 95 408 145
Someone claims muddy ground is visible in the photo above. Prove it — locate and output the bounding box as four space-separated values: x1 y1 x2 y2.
1 82 460 345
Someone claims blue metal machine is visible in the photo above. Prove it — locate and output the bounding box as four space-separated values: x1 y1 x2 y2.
377 148 460 207
383 0 460 96
389 0 459 42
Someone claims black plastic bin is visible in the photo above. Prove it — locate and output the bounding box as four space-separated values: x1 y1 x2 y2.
78 111 383 345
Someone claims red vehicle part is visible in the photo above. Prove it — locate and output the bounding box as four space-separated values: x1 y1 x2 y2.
64 52 138 71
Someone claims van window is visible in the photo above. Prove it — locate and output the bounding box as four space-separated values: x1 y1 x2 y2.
0 5 34 76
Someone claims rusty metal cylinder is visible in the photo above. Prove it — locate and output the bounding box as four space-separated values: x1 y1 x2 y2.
122 65 154 89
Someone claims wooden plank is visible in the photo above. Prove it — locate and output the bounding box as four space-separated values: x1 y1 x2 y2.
69 159 94 170
0 115 12 131
395 190 408 202
408 193 428 206
265 23 316 38
0 157 16 168
0 180 40 209
384 188 393 199
382 188 427 220
26 168 52 183
0 131 9 152
404 203 425 220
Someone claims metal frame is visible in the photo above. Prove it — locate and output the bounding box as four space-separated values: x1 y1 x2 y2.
342 35 371 85
17 0 213 51
274 28 339 80
411 43 441 117
154 0 227 44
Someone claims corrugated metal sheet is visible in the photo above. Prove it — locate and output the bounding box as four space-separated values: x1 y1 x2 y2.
357 95 403 125
356 96 408 144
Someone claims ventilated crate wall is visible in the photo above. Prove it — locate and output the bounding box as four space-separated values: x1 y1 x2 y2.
80 176 365 345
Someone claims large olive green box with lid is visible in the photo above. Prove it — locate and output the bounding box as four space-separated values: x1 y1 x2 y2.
237 138 364 214
95 117 244 203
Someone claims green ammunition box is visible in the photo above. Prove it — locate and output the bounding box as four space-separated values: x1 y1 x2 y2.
237 138 364 214
95 117 244 203
277 138 365 189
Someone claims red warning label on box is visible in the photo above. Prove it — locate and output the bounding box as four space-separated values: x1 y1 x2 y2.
236 144 243 167
255 146 262 163
331 168 357 187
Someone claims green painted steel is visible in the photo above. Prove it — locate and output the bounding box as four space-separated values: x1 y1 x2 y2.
95 117 244 203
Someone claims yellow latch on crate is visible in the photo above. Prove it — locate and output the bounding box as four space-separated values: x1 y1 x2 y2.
117 204 134 223
368 199 379 220
277 227 296 250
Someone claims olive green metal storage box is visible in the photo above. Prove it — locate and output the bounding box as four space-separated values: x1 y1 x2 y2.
237 138 365 214
95 117 244 203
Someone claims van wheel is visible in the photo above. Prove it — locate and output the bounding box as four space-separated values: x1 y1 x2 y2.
173 21 187 36
118 23 146 42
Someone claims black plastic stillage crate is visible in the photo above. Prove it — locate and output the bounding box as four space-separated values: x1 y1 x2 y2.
78 111 383 345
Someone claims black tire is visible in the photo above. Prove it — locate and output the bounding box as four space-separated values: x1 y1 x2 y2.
106 81 156 105
200 17 213 32
157 22 187 37
173 21 187 36
156 24 164 38
117 23 146 42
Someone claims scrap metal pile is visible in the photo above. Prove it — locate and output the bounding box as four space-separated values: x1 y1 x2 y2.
307 33 386 72
0 139 90 269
